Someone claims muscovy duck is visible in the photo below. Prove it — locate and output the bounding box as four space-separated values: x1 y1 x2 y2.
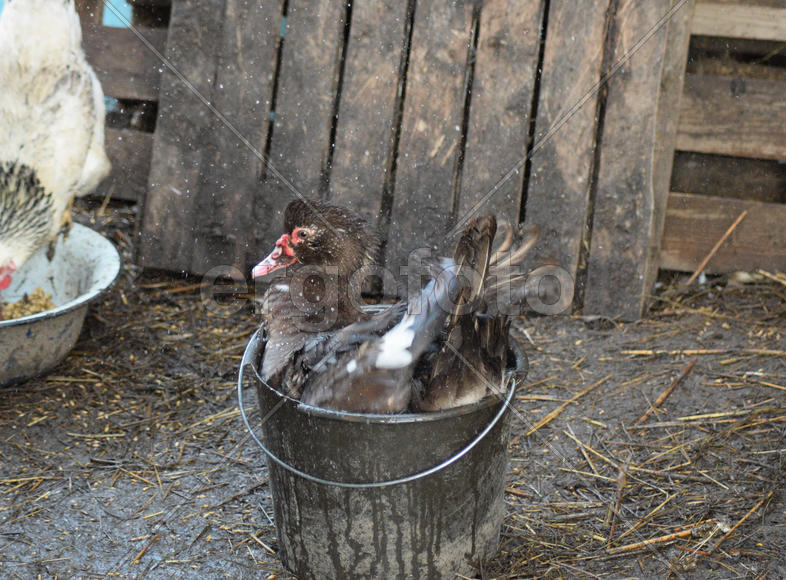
253 200 536 413
252 199 393 396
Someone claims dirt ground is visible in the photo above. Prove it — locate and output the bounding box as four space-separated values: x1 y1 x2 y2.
1 200 784 579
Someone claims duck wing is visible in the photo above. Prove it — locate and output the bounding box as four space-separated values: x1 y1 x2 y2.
300 260 458 413
279 301 407 399
413 216 506 410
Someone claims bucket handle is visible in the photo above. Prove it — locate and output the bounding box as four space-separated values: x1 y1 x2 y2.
237 329 516 489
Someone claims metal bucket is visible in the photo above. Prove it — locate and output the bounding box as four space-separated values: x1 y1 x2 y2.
238 329 523 579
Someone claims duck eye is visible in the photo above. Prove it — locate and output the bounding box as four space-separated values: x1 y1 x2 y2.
293 228 311 242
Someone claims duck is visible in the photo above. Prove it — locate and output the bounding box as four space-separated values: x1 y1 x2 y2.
251 199 387 395
252 199 537 413
0 0 111 295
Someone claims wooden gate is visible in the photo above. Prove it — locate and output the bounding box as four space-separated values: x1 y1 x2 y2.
76 0 786 319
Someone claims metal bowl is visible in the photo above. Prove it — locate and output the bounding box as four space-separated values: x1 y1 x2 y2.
0 224 121 386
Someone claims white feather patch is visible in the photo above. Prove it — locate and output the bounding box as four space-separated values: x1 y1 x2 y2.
346 360 358 374
375 316 416 369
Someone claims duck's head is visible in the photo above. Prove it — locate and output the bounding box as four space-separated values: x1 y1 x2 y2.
252 200 378 279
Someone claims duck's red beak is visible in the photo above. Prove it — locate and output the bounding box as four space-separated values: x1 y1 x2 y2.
252 234 297 278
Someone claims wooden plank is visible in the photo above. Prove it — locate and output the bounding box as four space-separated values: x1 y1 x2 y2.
649 0 695 289
523 0 610 282
672 151 786 204
584 0 694 320
256 0 347 255
677 74 786 161
188 0 282 274
137 0 226 272
91 128 153 202
75 0 103 24
385 1 474 275
82 25 167 102
458 0 545 221
692 2 786 42
329 0 410 225
660 192 786 273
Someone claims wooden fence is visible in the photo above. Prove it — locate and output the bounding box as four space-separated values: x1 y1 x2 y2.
662 1 786 275
75 0 169 203
76 0 786 319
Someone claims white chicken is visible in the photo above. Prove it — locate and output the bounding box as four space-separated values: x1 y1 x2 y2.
0 0 110 292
